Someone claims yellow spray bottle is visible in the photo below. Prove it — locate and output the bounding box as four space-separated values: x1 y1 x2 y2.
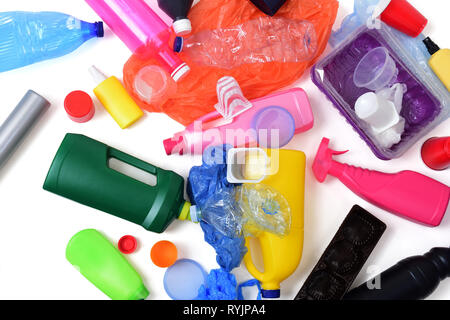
242 149 305 298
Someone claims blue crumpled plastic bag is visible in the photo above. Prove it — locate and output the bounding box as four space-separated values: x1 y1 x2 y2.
197 269 238 300
187 145 235 208
197 268 262 300
201 221 247 272
188 145 247 272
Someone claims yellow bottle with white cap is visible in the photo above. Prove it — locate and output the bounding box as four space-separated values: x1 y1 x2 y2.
243 148 306 298
90 66 144 129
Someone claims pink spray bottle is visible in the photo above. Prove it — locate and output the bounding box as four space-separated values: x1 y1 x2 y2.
313 138 450 226
85 0 190 81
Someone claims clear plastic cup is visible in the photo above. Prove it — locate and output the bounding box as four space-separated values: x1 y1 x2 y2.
133 65 176 105
353 47 398 91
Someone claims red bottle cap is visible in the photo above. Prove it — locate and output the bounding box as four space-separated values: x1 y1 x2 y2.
421 137 450 171
380 0 428 38
118 235 137 254
64 91 95 123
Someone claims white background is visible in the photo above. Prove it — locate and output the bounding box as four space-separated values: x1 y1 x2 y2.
0 0 448 300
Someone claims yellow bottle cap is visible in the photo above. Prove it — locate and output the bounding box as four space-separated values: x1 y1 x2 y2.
178 201 191 221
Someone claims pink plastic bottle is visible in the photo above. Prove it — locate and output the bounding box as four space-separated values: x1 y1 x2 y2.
313 138 450 227
85 0 189 81
163 88 314 155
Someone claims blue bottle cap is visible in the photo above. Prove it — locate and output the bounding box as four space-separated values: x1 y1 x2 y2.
95 22 104 38
261 289 281 298
163 259 207 300
173 37 184 53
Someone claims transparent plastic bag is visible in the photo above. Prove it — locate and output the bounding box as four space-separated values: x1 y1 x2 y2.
179 17 318 69
330 0 380 47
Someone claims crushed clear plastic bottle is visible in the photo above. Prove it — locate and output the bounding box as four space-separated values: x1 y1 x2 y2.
175 16 318 69
239 184 291 237
194 184 291 238
199 190 244 239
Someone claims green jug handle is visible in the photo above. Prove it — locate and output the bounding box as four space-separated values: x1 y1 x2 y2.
108 148 158 176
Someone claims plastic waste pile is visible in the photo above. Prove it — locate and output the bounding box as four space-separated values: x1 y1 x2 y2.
0 0 449 303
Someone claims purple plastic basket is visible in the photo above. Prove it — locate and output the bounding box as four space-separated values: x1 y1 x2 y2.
312 24 449 160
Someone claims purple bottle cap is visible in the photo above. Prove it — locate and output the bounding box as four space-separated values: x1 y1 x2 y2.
252 106 295 148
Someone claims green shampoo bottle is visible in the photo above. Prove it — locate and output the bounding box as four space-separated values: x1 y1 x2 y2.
66 229 149 300
43 133 191 233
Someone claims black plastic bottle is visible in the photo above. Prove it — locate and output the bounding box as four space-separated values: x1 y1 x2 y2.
344 247 450 300
249 0 287 16
157 0 194 36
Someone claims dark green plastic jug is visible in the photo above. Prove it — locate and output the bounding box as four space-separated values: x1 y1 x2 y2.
43 133 191 233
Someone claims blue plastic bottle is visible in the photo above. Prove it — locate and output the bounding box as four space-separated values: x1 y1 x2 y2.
0 12 103 72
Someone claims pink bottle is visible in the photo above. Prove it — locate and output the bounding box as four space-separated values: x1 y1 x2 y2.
85 0 190 81
163 88 314 155
313 138 450 226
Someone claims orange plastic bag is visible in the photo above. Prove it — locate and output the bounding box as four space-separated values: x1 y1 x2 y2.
123 0 339 125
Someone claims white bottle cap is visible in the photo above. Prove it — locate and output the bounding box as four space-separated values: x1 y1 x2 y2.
173 19 192 36
355 92 399 134
171 63 190 82
89 65 107 85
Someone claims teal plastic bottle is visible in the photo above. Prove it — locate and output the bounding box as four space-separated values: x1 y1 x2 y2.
43 134 191 233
